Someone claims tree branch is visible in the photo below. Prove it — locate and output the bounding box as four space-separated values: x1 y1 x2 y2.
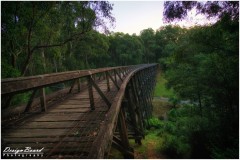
30 31 86 53
21 3 35 76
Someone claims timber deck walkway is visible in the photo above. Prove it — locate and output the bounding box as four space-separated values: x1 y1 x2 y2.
2 76 121 158
1 64 158 159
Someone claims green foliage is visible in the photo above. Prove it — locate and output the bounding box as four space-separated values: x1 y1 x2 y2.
168 96 180 108
211 144 239 159
129 129 165 159
160 106 212 158
108 32 144 65
155 25 186 70
162 133 191 158
10 92 31 107
163 1 239 23
164 17 238 113
1 1 115 76
71 30 110 69
148 117 164 129
140 28 157 63
1 3 239 159
154 72 174 98
1 60 21 78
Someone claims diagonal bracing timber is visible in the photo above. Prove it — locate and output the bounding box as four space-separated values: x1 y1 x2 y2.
1 63 158 159
88 64 158 158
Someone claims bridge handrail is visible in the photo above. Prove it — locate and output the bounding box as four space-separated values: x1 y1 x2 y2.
1 63 158 158
1 65 141 95
88 63 158 158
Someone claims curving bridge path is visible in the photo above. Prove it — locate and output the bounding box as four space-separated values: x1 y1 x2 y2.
1 64 158 159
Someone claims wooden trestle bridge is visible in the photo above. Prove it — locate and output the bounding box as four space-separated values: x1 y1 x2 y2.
1 64 158 159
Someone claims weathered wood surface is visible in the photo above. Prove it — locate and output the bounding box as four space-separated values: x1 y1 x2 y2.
1 66 129 95
88 64 157 158
2 79 120 158
1 64 158 159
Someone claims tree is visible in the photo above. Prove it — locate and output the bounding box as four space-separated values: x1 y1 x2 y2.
162 19 239 158
140 28 157 63
71 30 110 69
155 25 185 70
163 1 239 23
1 1 115 76
108 32 144 66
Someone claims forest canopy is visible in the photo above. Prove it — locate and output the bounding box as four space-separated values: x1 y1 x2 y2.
1 1 115 76
160 1 239 158
1 1 239 159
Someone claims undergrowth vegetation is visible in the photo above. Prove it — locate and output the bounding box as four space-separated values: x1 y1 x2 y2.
154 72 174 98
147 103 238 159
157 105 210 158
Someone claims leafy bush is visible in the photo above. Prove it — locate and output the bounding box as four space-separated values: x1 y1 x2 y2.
211 145 239 159
162 133 191 158
1 61 21 78
148 117 164 129
167 108 178 121
160 106 213 158
168 96 180 107
10 92 31 107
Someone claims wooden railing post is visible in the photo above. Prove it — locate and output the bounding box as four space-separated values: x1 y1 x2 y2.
105 72 110 92
24 89 38 112
118 108 129 148
77 78 81 92
90 76 111 108
87 76 95 110
116 107 134 158
114 70 117 82
114 69 123 81
126 86 143 144
106 71 120 90
69 79 76 93
40 88 47 112
131 77 145 136
93 74 96 81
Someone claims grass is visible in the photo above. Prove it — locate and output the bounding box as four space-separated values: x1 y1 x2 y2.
129 130 165 159
108 148 124 159
108 130 165 159
108 99 173 159
152 99 172 118
130 100 172 159
154 71 175 98
108 70 175 159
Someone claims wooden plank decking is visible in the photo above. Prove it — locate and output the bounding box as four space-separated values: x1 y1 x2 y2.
1 64 158 159
2 80 120 158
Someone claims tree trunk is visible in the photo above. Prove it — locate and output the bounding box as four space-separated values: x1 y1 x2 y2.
53 59 58 73
21 50 33 76
68 42 73 57
11 54 17 68
21 3 35 76
41 49 46 72
85 54 89 68
197 92 202 117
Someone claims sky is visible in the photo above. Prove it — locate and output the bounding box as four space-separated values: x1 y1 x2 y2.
111 1 165 35
110 1 216 35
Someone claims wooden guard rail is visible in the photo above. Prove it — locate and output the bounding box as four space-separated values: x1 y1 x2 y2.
89 63 158 158
1 65 139 112
1 63 158 158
